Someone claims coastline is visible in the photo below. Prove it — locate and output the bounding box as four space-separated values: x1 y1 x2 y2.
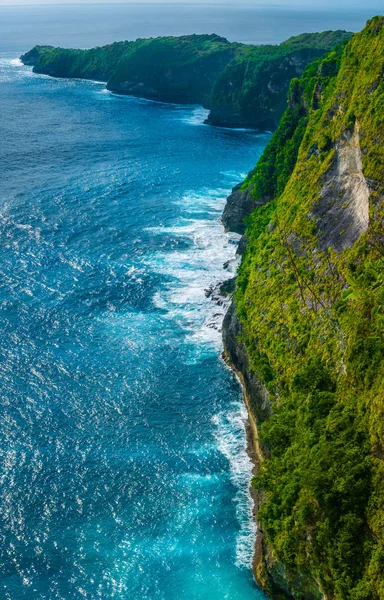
5 14 384 597
0 56 273 597
222 346 266 586
218 186 287 600
218 180 271 593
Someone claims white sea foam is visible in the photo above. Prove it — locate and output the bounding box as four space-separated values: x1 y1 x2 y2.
147 180 256 565
173 189 229 214
221 170 248 183
144 184 243 357
146 207 240 356
0 57 42 84
213 402 256 569
181 106 210 126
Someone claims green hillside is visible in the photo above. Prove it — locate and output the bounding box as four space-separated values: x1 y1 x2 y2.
21 30 351 128
225 16 384 600
207 31 351 129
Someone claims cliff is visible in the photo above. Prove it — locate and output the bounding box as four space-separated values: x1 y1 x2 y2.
222 16 384 600
20 31 351 128
207 34 351 130
105 35 237 106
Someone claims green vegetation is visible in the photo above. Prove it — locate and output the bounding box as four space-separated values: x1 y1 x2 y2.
233 16 384 599
21 21 384 598
282 30 353 49
21 30 351 128
106 34 240 105
240 55 327 201
207 31 351 128
21 35 240 106
21 41 134 82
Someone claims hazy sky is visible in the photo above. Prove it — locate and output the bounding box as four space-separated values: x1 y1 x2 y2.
0 0 382 7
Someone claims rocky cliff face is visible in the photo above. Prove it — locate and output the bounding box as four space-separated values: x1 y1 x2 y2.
315 120 370 251
223 302 271 425
222 17 384 600
222 184 260 235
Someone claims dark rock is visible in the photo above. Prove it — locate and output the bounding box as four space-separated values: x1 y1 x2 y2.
219 277 237 296
222 183 270 235
236 234 249 256
205 109 273 131
205 285 214 298
222 184 255 234
222 302 271 425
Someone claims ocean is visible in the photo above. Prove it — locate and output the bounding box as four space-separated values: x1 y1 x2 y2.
0 3 379 50
0 53 271 600
0 4 379 599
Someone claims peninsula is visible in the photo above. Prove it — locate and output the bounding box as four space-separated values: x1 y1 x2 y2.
21 30 351 131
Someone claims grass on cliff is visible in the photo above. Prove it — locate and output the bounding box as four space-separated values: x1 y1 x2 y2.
208 31 352 128
236 16 384 600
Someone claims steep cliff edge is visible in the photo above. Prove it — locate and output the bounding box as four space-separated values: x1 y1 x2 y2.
223 17 384 600
20 31 351 129
207 45 342 130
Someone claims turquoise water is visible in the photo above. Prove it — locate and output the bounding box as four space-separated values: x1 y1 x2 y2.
1 5 379 598
0 56 270 599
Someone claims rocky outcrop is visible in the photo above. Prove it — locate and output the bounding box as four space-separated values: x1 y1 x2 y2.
21 45 54 66
314 120 370 251
222 184 253 234
223 302 271 425
222 184 269 235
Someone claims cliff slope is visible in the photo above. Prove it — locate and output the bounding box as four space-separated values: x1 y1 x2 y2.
21 31 351 128
224 16 384 600
207 31 351 129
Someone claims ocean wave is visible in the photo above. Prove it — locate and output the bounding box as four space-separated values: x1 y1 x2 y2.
146 211 239 356
212 402 256 569
180 106 210 126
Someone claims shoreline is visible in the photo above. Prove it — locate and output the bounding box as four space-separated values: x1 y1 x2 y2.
221 346 267 589
216 171 269 592
218 181 272 595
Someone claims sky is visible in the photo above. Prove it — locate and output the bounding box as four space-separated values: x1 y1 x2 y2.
0 0 382 7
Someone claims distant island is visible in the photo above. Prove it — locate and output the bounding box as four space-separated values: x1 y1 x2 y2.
21 30 351 130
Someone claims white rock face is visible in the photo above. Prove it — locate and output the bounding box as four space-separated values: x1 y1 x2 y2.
316 120 370 252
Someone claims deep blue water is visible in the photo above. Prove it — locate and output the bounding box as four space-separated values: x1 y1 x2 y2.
0 56 270 599
1 3 375 597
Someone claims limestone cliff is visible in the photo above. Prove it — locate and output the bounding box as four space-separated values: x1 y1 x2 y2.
222 16 384 600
